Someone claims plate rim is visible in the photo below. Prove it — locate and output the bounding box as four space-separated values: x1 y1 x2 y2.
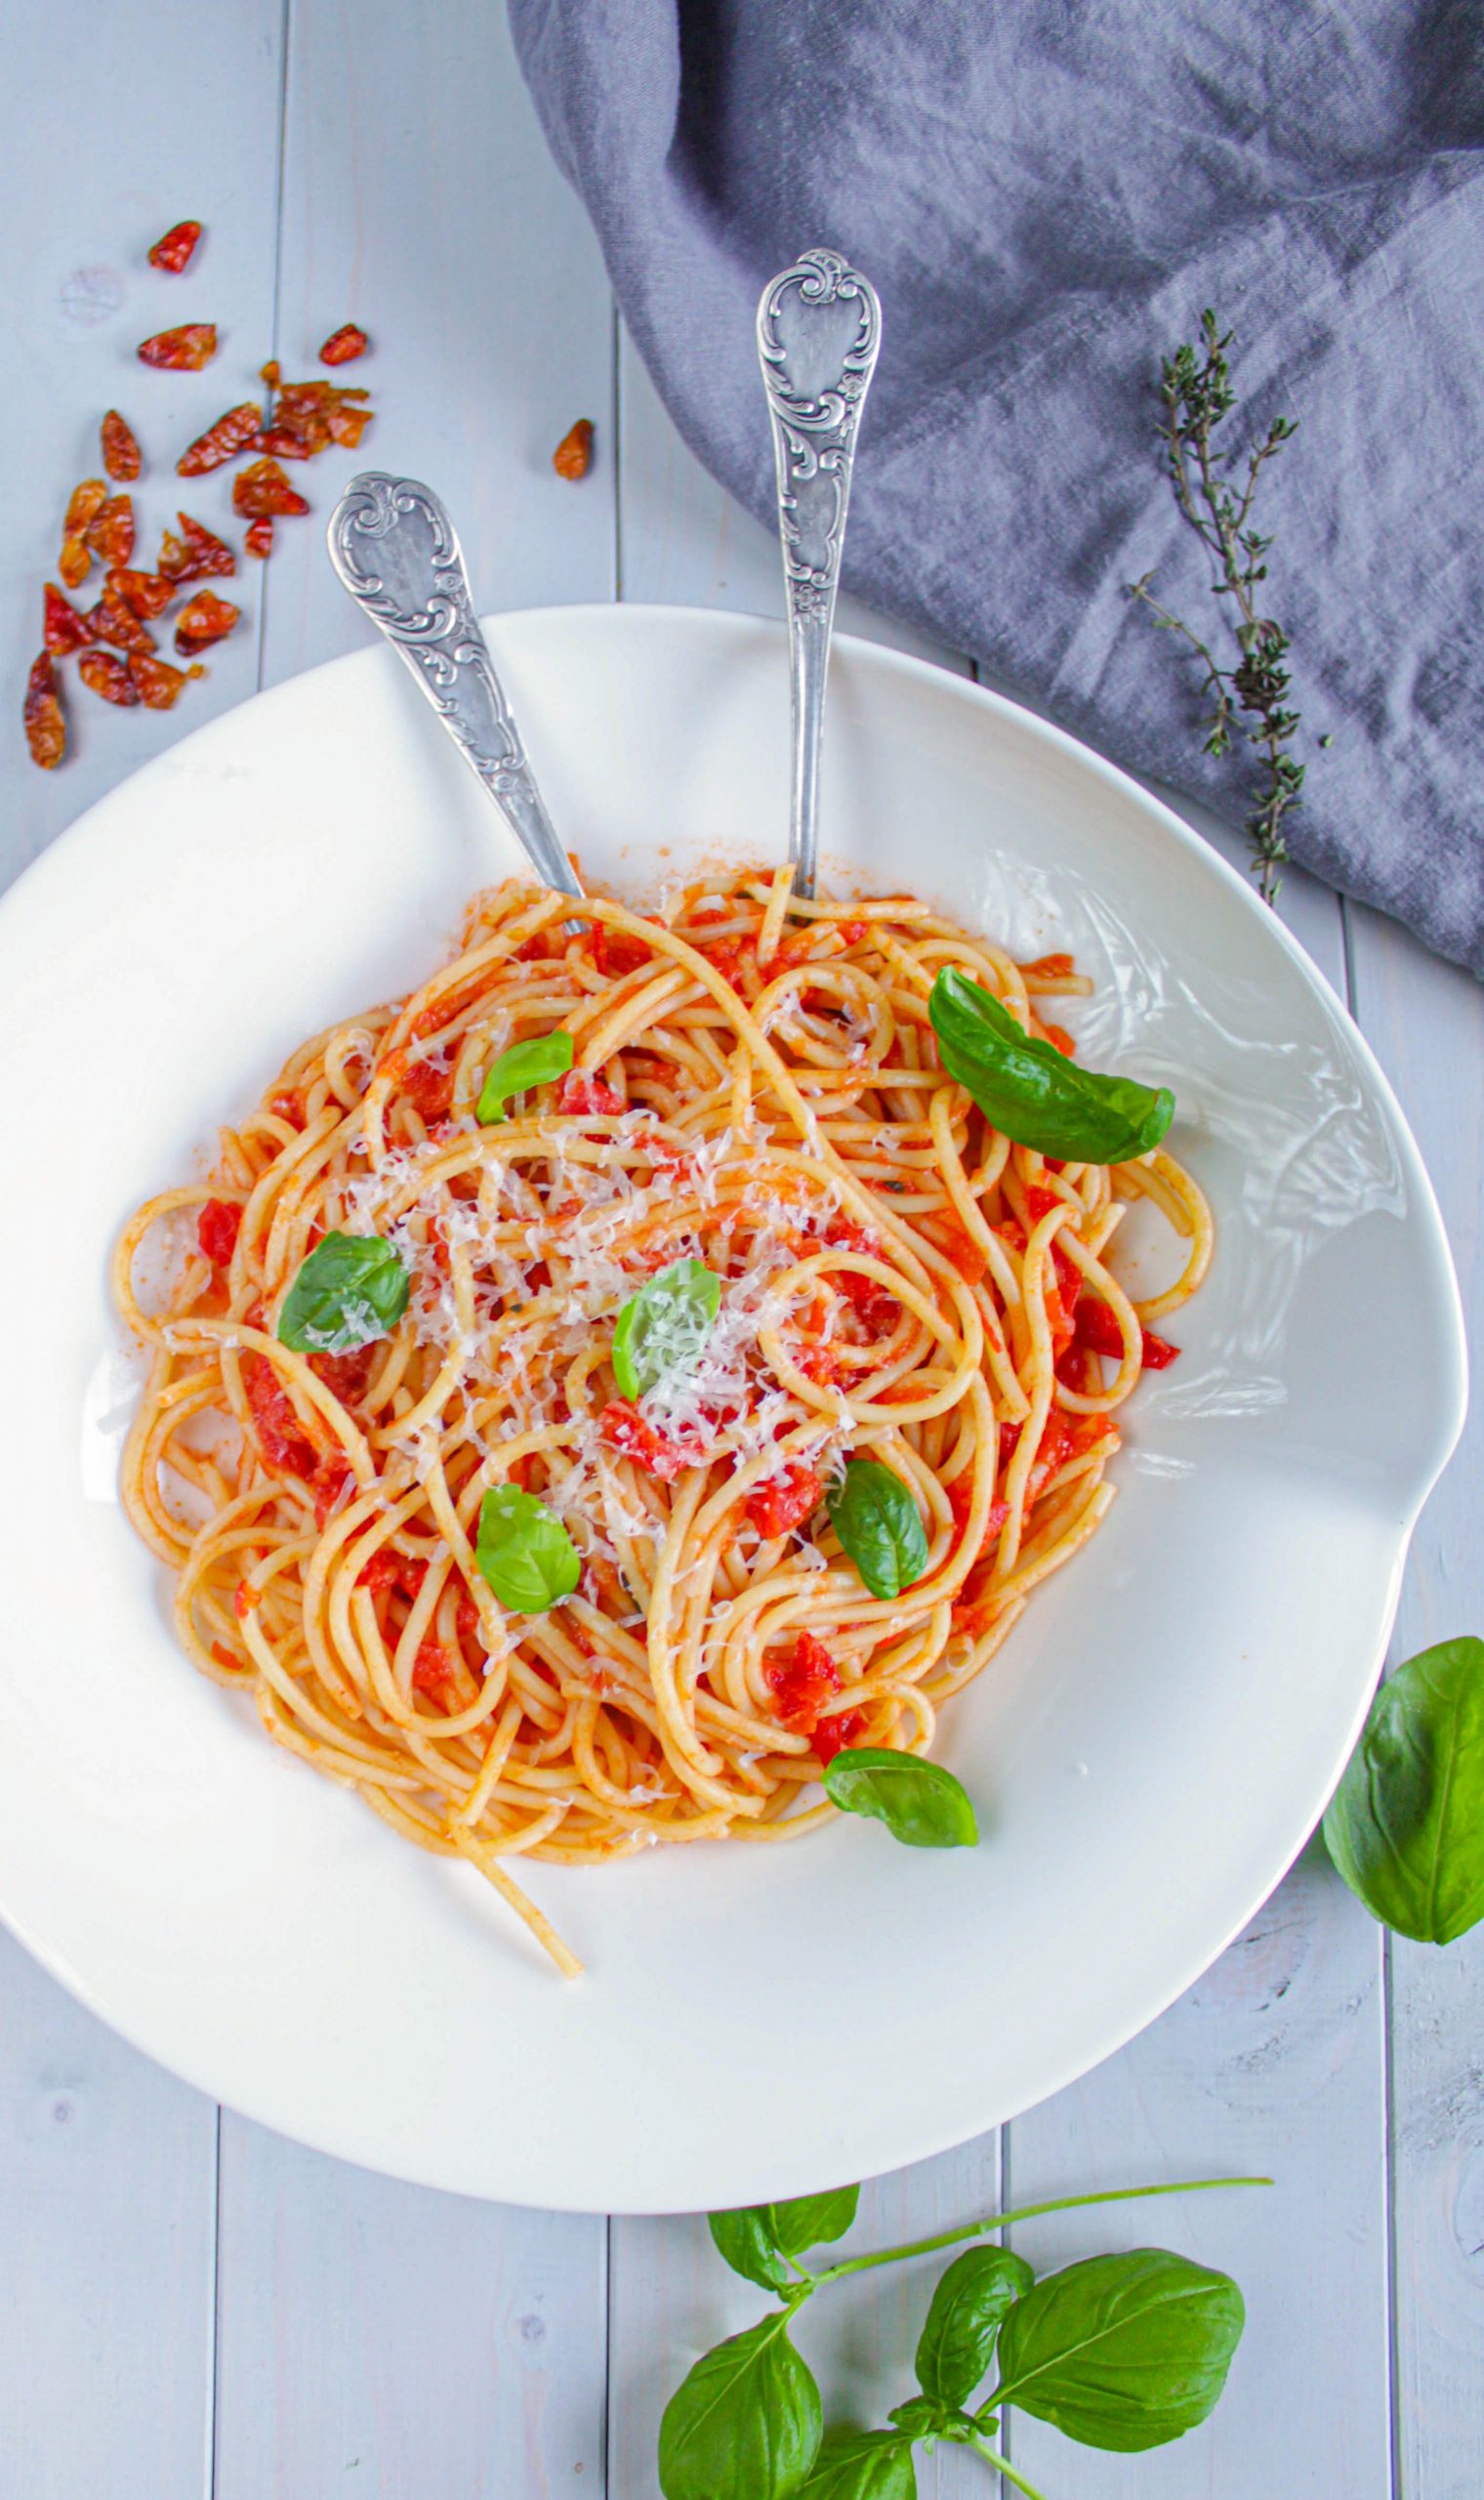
0 601 1467 2210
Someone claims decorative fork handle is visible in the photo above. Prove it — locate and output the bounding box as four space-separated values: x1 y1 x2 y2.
757 250 882 899
327 473 583 901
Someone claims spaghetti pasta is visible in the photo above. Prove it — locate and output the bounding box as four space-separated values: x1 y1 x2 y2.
115 867 1212 1973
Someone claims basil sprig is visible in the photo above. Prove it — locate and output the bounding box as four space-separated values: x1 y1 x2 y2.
474 1484 580 1613
1322 1636 1484 1943
823 1747 978 1849
993 2248 1245 2450
612 1259 721 1399
928 967 1175 1164
277 1231 409 1354
662 2172 1261 2500
826 1460 928 1601
475 1030 574 1124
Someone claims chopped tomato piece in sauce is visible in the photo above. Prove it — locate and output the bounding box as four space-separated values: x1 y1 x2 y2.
1073 1297 1179 1369
412 1640 456 1696
813 1707 866 1766
197 1197 242 1265
766 1630 840 1730
245 1356 315 1476
592 923 652 979
747 1461 823 1540
557 1070 625 1117
599 1398 687 1480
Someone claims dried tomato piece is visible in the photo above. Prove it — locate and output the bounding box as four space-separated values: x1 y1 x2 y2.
174 590 240 657
177 401 264 478
259 379 372 459
197 1198 242 1264
78 649 140 707
23 653 65 769
244 519 272 559
324 395 373 448
43 583 95 655
65 479 108 538
148 220 203 274
129 649 201 710
158 511 236 582
138 323 218 371
88 591 156 655
319 323 369 365
232 457 309 519
59 537 91 590
100 410 143 482
105 566 174 619
85 494 136 568
553 418 595 480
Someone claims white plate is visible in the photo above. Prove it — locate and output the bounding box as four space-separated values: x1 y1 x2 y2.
0 607 1464 2213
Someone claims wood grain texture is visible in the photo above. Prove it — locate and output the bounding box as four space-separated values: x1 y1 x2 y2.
1346 907 1484 2500
0 1928 216 2500
214 2121 605 2500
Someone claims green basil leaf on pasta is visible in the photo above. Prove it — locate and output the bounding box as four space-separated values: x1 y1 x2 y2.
928 968 1175 1164
915 2246 1034 2409
277 1230 409 1354
798 2429 918 2499
475 1030 574 1124
658 2312 822 2500
992 2247 1244 2451
474 1484 580 1614
1322 1636 1484 1942
612 1259 721 1399
826 1461 928 1601
822 1749 978 1850
768 2184 860 2257
708 2207 797 2294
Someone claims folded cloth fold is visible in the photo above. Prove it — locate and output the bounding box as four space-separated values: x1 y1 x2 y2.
512 0 1484 975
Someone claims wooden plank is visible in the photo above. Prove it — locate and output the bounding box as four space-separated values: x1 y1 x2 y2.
0 0 286 883
1345 905 1484 2500
0 1928 217 2500
0 8 289 2495
212 13 614 2495
257 0 618 693
214 2121 606 2499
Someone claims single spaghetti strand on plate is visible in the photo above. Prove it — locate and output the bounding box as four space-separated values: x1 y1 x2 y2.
114 870 1213 1974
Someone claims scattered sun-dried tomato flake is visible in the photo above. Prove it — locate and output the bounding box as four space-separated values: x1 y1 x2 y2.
43 583 94 655
23 653 65 768
177 401 264 478
88 591 155 655
244 518 272 559
148 220 203 274
158 511 236 582
65 479 108 539
106 566 174 619
84 494 135 568
59 536 91 590
129 649 201 710
78 648 140 707
100 410 143 482
553 418 595 480
232 456 309 519
138 322 218 371
174 589 240 657
318 323 368 365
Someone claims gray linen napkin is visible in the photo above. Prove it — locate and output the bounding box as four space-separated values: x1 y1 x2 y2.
510 0 1484 976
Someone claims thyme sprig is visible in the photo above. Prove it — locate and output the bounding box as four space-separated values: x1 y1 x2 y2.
1129 310 1305 903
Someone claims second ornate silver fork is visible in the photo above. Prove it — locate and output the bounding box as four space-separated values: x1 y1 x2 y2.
757 249 882 900
328 472 583 901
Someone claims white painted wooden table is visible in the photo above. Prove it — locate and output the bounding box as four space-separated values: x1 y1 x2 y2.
3 8 1480 2493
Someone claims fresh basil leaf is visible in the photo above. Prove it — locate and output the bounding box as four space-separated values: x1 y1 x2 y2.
474 1484 580 1614
612 1259 721 1399
475 1030 574 1124
823 1748 978 1850
826 1461 928 1602
928 968 1175 1164
658 2312 822 2500
709 2206 796 2294
768 2185 860 2257
915 2246 1034 2409
1322 1636 1484 1942
798 2429 917 2500
277 1230 409 1354
993 2247 1244 2451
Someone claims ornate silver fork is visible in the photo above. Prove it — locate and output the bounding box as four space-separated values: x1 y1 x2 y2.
757 250 882 899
